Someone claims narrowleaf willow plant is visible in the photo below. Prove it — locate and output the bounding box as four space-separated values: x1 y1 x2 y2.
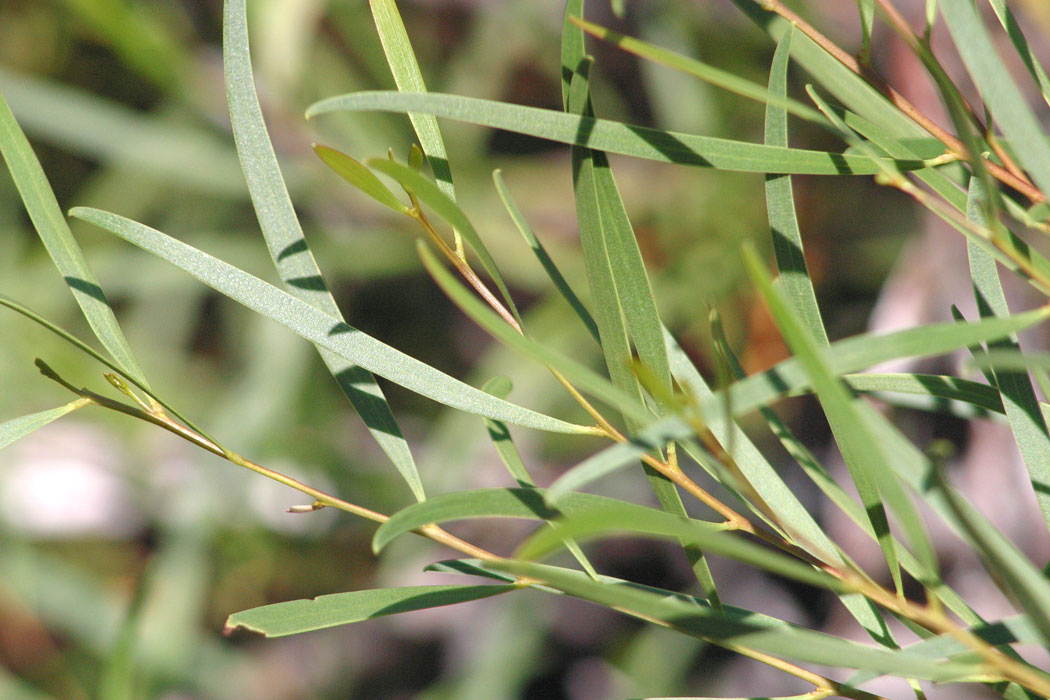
4 0 1050 698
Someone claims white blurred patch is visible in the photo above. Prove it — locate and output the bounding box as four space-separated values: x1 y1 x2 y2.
0 422 143 537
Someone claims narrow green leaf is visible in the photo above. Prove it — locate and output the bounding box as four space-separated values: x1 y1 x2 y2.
313 144 409 214
849 613 1041 684
856 0 875 57
966 177 1050 534
516 502 842 593
710 306 1050 423
0 90 149 388
367 158 521 325
572 17 829 127
941 0 1050 195
417 240 648 424
369 0 455 200
488 560 974 681
306 92 929 175
843 372 1006 415
223 0 426 501
492 170 599 343
765 29 828 346
0 402 86 451
744 246 906 592
71 207 593 435
373 487 705 555
225 584 516 637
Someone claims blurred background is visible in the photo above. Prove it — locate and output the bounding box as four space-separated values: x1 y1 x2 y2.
2 1 1050 698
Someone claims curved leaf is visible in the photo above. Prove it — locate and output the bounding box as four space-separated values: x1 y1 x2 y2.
306 91 928 175
223 0 426 499
313 144 409 214
70 207 594 435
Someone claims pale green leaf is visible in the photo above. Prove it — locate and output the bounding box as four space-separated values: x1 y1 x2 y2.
369 0 455 199
223 0 425 501
492 170 599 343
0 402 86 451
306 92 928 175
70 207 593 435
966 177 1050 534
488 560 975 681
765 29 828 346
0 90 149 388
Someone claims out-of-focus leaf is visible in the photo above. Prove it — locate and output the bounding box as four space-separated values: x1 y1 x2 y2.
367 158 520 324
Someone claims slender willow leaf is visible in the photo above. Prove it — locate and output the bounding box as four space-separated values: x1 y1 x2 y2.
306 92 928 175
0 90 149 388
71 208 592 435
573 17 828 127
745 247 909 592
417 240 647 424
941 0 1050 195
516 502 842 593
313 144 409 214
223 0 426 501
492 170 599 343
368 0 455 199
843 373 1006 415
373 487 709 554
765 29 828 346
488 560 974 681
367 158 521 325
225 584 516 637
857 0 874 57
0 402 87 451
562 14 714 596
711 307 1050 423
966 178 1050 534
988 0 1050 108
481 377 533 487
666 329 840 561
